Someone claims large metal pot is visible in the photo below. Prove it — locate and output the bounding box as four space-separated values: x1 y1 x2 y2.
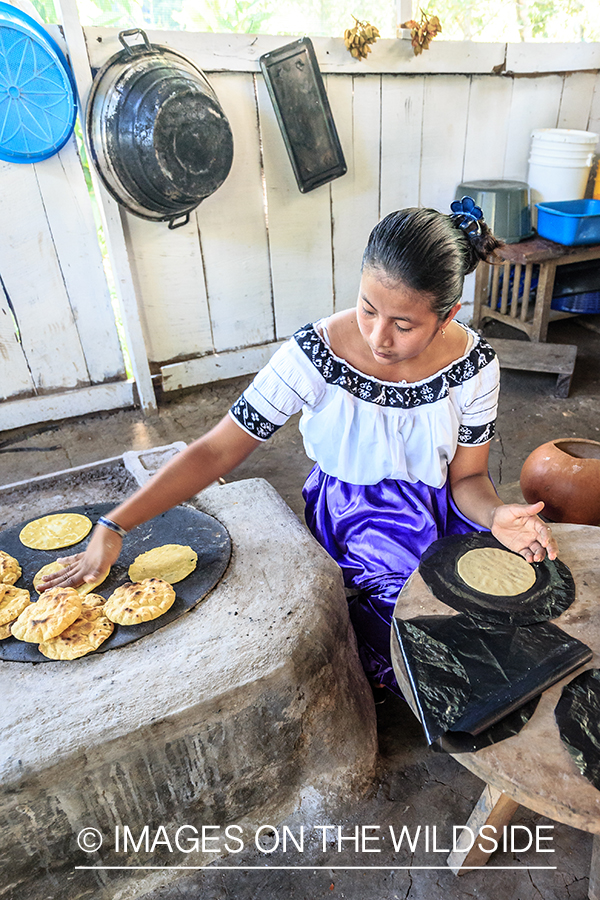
87 29 234 228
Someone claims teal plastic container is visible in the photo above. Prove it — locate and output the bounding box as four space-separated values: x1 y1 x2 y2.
535 199 600 246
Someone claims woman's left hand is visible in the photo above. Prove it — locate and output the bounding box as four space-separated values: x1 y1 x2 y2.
491 501 558 562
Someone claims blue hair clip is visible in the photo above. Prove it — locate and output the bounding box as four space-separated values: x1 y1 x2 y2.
450 196 483 234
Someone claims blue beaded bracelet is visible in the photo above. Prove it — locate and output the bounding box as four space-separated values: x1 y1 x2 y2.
97 516 128 539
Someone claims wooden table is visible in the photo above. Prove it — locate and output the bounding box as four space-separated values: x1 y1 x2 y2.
473 236 600 342
391 524 600 897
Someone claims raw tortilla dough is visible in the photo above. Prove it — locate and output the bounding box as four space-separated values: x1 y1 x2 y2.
33 561 109 596
457 547 536 596
19 513 92 550
128 544 197 585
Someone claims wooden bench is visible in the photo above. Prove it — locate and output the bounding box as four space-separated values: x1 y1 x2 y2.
487 337 577 398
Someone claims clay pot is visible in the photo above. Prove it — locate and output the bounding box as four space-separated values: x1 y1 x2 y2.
520 438 600 524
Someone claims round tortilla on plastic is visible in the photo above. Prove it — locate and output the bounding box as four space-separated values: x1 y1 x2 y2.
457 547 536 596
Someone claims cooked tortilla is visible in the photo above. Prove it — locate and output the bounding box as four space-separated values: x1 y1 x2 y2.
104 578 176 626
11 587 82 643
38 596 113 660
0 584 31 626
0 550 22 585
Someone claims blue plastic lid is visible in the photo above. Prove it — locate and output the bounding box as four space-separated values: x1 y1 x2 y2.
0 2 76 163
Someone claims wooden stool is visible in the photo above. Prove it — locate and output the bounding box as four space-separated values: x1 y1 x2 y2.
473 236 600 343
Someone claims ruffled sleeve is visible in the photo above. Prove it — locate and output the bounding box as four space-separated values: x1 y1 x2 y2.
454 341 500 446
229 331 327 441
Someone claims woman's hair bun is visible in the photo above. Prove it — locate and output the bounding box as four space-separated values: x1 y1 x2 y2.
362 203 503 320
450 197 503 275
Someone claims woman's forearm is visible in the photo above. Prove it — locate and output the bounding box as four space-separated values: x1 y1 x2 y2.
450 472 503 529
107 416 260 533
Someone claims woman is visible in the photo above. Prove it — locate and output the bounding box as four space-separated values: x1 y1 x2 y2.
44 200 556 692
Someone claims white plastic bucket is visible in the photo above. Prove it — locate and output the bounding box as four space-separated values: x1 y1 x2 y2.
527 128 598 224
529 145 595 164
531 128 598 147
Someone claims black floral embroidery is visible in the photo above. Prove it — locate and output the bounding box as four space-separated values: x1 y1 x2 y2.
230 395 280 440
458 422 496 445
294 324 497 409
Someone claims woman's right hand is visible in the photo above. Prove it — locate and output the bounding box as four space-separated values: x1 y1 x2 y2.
39 526 124 591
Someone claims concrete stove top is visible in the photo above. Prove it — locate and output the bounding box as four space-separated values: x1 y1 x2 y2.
1 469 377 900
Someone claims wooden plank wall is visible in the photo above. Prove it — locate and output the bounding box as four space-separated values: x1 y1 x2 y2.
106 53 599 391
0 129 130 426
2 25 599 416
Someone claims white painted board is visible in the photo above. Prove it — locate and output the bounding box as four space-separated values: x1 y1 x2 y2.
0 161 89 392
0 284 34 401
33 135 125 383
196 72 275 352
380 74 424 215
503 75 563 180
328 74 381 312
161 340 284 392
256 73 334 338
462 76 514 182
0 381 134 432
588 75 600 138
557 72 597 131
419 75 471 211
84 28 507 76
121 213 213 365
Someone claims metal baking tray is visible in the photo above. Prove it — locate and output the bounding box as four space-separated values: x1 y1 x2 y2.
260 37 346 193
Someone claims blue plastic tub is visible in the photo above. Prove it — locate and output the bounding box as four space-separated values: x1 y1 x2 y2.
551 290 600 314
535 199 600 246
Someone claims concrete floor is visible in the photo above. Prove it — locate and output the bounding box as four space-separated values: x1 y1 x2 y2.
2 315 600 899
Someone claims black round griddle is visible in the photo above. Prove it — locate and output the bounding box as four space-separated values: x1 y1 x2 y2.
419 532 575 626
0 502 231 662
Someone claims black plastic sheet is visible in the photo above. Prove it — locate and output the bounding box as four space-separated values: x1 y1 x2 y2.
393 614 592 746
555 668 600 790
419 532 576 626
434 698 540 754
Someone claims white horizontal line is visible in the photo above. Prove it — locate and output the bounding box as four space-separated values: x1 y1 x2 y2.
75 866 558 871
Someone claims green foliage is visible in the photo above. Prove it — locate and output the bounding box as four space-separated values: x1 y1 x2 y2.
526 0 585 39
173 0 273 33
423 0 598 40
27 0 598 47
29 0 58 23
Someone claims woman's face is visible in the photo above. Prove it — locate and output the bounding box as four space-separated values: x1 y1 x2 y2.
356 269 452 367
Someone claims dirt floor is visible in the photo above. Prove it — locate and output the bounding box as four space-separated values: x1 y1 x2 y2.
2 315 600 900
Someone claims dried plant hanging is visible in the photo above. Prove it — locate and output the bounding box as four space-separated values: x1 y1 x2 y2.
343 17 381 60
401 9 442 55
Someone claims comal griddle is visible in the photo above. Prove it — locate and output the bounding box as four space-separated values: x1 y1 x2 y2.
0 502 231 662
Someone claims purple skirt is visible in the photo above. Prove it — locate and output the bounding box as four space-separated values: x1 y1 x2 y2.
302 465 487 694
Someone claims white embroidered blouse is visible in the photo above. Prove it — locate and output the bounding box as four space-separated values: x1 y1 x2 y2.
229 319 500 489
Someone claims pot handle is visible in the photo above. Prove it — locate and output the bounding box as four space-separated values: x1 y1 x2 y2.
119 28 153 54
168 212 191 230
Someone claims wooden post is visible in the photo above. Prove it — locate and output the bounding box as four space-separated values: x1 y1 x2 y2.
531 260 557 342
52 0 157 415
472 261 489 330
447 783 520 875
396 0 414 37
